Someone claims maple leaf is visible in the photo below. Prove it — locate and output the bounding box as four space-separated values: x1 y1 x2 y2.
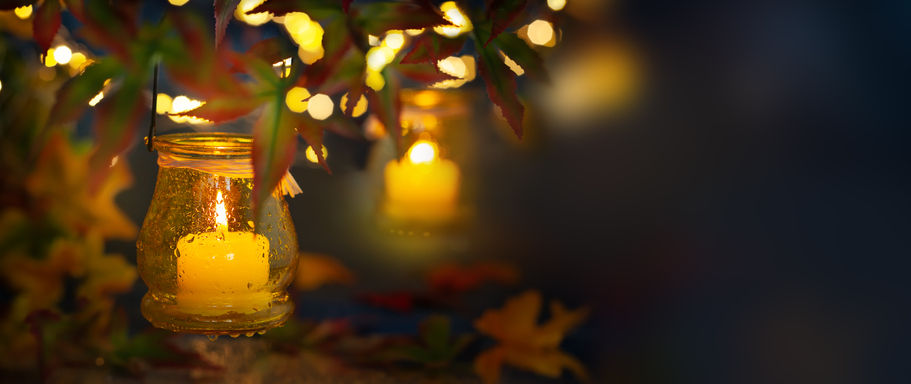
494 32 549 84
400 33 466 67
293 252 356 291
475 36 525 139
214 0 241 48
352 0 452 36
484 0 527 47
0 240 84 321
366 67 403 156
473 290 590 384
376 315 474 368
426 261 519 295
33 0 62 54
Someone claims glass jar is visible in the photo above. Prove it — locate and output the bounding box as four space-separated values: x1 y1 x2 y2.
137 133 298 336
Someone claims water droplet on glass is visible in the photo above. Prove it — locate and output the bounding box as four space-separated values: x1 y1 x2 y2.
245 332 255 337
247 282 253 289
185 234 195 243
207 335 219 341
231 333 240 338
257 330 266 335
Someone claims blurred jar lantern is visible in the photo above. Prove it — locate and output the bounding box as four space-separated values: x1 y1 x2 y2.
370 89 477 231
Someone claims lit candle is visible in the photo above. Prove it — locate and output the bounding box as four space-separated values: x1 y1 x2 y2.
383 136 461 222
176 190 271 315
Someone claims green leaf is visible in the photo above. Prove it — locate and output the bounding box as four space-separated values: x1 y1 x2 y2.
33 0 62 53
250 0 343 18
484 0 527 47
494 32 549 83
475 37 524 139
214 0 241 48
365 67 403 156
421 315 451 355
352 0 451 36
108 329 222 371
47 59 122 127
252 100 299 221
400 33 465 66
294 114 330 172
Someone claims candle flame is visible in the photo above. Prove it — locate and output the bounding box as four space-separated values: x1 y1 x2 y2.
215 191 228 229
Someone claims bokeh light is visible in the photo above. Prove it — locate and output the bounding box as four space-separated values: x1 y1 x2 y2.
69 52 87 70
53 46 72 65
366 70 385 91
14 5 32 19
527 20 554 46
368 35 380 46
305 145 328 163
156 93 173 114
169 96 209 124
235 0 272 26
432 55 475 89
405 29 424 36
340 93 368 117
408 141 437 164
89 92 104 106
168 0 190 6
285 86 311 113
548 0 566 11
500 52 524 76
44 48 57 67
384 32 404 50
433 2 472 38
366 47 388 71
307 93 333 120
298 45 324 65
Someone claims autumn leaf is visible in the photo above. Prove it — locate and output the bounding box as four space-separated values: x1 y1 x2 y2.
400 33 466 67
426 261 519 295
294 114 330 173
475 37 524 139
377 315 474 367
358 291 414 313
473 290 590 384
33 0 62 53
47 59 122 127
253 100 298 221
484 0 527 47
391 62 460 84
108 329 223 372
494 32 549 83
293 252 355 291
250 0 343 18
88 76 146 186
246 36 298 68
62 0 85 22
352 0 452 36
298 16 353 90
365 67 403 156
214 0 241 48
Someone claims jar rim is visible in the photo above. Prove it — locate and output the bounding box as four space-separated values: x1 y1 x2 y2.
152 133 252 159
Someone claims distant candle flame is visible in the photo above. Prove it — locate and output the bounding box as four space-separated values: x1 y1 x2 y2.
408 141 437 164
215 191 228 229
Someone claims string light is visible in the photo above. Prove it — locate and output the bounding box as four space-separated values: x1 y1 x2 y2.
168 0 190 6
285 87 311 113
366 70 385 91
14 5 32 19
69 52 87 70
527 20 554 46
340 93 368 117
305 145 328 163
384 32 404 50
548 0 566 11
235 0 272 26
53 46 72 65
89 92 104 106
44 48 57 67
434 2 472 37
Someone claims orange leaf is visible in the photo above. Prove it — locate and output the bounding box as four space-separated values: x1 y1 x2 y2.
294 253 355 291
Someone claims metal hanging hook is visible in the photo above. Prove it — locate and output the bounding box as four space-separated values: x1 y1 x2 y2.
146 62 160 152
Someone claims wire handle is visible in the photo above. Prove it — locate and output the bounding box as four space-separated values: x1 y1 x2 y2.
146 62 160 152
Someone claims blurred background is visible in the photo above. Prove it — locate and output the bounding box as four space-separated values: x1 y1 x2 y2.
3 0 911 383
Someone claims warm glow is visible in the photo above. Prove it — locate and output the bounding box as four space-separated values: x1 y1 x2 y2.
38 67 55 81
434 2 472 37
366 47 387 71
438 56 467 78
305 145 328 163
548 0 566 11
366 70 385 91
235 0 272 26
528 20 554 46
14 5 31 19
283 12 310 36
44 49 57 67
169 96 209 124
89 92 104 106
431 56 475 88
53 46 72 65
285 86 311 113
214 191 228 229
169 0 190 6
68 52 86 70
298 45 324 64
340 93 368 117
0 80 3 92
307 93 333 120
384 32 404 50
408 141 437 164
171 96 193 113
156 93 173 114
405 29 424 36
368 35 380 46
500 51 525 76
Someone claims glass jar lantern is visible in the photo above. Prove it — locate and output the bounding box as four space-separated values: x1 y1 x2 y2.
137 133 299 336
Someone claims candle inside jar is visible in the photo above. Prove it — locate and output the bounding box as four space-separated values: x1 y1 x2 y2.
383 138 461 222
176 191 271 315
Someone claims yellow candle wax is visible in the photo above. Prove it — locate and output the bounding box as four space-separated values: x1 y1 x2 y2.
176 191 271 315
383 140 461 221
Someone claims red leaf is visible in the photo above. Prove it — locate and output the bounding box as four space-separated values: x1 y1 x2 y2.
245 36 297 68
352 0 451 36
213 0 241 48
34 0 62 53
294 115 330 173
176 96 260 123
164 11 243 98
358 291 415 313
365 68 403 156
344 78 367 118
392 62 459 83
79 0 138 66
400 33 465 66
252 101 299 220
47 59 121 127
494 32 549 83
63 0 85 22
484 0 527 47
342 0 351 13
88 77 147 190
476 43 524 139
299 17 353 90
